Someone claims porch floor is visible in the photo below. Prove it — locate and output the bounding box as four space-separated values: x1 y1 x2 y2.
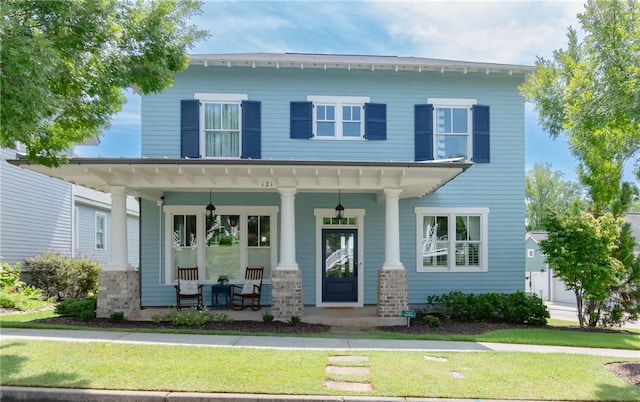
137 305 406 328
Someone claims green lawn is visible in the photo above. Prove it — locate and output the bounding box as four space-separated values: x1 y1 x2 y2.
1 340 638 400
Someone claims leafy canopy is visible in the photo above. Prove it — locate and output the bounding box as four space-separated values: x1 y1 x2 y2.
520 0 640 211
0 0 207 166
525 162 584 231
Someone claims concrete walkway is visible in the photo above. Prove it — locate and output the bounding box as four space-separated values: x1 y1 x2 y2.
1 328 638 402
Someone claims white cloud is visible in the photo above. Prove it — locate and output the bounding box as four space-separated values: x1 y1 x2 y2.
369 0 585 64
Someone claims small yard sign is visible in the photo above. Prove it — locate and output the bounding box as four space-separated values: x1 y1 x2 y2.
401 310 416 327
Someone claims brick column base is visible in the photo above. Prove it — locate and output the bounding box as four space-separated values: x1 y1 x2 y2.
96 270 140 319
377 269 408 317
271 269 303 321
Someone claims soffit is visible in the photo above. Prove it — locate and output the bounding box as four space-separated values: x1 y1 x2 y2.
9 158 471 201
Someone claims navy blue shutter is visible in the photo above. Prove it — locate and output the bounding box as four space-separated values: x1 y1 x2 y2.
414 104 434 161
241 100 261 159
290 101 313 138
472 105 490 163
180 99 200 158
364 103 386 140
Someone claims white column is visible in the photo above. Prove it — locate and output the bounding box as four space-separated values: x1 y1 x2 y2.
107 186 130 270
382 188 404 270
277 187 299 270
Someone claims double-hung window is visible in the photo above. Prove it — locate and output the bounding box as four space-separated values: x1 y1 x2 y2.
416 207 488 272
430 98 475 160
95 212 106 250
308 96 369 139
196 93 248 158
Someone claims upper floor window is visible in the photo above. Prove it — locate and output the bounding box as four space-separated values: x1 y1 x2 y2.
415 99 489 163
308 96 369 139
527 249 535 258
431 98 475 160
195 93 248 158
95 212 106 250
415 207 489 272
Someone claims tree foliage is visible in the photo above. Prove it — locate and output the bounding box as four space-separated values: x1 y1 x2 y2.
539 211 623 327
525 162 584 230
520 0 640 212
0 0 207 166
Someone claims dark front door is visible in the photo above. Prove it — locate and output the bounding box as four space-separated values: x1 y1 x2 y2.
322 229 357 302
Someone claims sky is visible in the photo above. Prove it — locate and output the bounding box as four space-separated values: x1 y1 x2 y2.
74 0 632 182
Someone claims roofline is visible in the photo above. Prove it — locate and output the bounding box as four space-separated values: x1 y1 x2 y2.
188 52 533 75
8 157 473 170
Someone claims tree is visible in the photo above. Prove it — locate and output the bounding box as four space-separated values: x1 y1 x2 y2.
520 0 640 213
539 211 623 327
525 162 584 230
0 0 207 166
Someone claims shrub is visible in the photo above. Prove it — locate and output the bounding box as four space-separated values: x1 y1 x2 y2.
288 315 301 326
423 314 441 328
55 296 97 321
262 311 274 323
0 262 48 311
427 291 549 326
26 253 101 301
164 308 232 326
110 311 125 323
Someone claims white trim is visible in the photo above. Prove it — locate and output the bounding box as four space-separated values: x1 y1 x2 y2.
194 93 248 102
163 205 278 285
314 208 365 307
307 95 370 140
95 211 107 251
427 98 477 106
415 207 489 272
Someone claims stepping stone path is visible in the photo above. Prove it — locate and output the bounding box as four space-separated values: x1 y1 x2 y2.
324 355 373 392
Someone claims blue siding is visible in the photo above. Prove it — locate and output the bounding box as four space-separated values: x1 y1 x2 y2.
140 64 526 306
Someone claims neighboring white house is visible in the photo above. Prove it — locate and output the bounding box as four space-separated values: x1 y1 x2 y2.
0 147 139 269
525 231 574 304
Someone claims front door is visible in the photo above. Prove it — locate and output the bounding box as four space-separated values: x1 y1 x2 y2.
322 229 357 302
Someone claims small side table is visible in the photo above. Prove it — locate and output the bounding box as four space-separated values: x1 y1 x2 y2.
211 284 231 309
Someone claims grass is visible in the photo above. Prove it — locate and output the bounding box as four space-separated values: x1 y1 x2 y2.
2 310 639 349
1 340 638 400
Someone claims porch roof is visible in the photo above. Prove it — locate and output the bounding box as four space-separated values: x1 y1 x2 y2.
8 157 472 200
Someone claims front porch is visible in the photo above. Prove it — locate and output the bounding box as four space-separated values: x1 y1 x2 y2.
137 305 407 327
10 157 471 321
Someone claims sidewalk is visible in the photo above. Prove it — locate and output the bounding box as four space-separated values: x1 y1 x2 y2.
1 328 638 402
2 327 638 357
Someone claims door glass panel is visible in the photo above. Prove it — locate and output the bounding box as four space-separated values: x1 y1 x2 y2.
205 214 240 281
324 232 356 278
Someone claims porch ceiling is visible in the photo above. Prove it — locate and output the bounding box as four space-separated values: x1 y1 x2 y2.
8 158 471 200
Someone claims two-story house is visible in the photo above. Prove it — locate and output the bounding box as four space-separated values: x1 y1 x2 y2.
11 53 530 320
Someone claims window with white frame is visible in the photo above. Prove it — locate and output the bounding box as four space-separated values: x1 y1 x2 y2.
95 212 106 250
308 96 369 139
429 98 476 160
164 206 277 284
196 93 248 158
416 207 489 272
527 249 535 258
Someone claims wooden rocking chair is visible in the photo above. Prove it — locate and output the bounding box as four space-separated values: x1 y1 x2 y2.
230 267 264 311
174 267 203 311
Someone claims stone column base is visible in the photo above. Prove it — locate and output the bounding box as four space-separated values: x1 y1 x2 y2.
271 269 303 321
377 269 408 317
96 270 141 319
